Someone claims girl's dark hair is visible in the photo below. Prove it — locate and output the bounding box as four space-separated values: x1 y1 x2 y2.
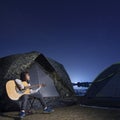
20 71 29 81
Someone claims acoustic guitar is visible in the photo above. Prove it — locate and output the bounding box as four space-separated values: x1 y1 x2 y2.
6 80 45 101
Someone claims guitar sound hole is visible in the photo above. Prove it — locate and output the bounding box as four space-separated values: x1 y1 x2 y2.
15 86 25 94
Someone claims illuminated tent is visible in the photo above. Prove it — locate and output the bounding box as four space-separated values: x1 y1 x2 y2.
0 51 75 111
85 63 120 107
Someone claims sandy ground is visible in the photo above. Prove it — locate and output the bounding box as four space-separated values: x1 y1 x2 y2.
0 105 120 120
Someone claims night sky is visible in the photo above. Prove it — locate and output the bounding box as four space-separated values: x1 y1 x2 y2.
0 0 120 83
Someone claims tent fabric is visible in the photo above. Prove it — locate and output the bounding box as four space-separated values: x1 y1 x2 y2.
86 64 120 98
84 63 120 107
96 73 120 97
47 58 74 94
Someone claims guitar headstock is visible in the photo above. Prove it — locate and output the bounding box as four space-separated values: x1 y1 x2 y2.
39 84 46 87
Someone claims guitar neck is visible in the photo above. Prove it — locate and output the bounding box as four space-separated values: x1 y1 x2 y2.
25 84 44 89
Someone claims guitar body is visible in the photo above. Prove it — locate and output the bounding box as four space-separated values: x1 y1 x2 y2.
6 80 30 101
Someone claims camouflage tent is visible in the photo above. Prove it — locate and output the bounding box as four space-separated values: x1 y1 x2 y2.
0 51 75 111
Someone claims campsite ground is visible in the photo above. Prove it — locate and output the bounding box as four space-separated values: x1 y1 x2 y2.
0 105 120 120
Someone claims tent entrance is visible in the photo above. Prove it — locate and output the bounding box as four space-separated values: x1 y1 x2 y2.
29 62 59 97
